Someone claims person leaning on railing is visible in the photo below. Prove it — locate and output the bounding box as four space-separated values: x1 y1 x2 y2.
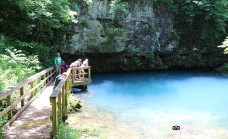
70 59 82 79
53 72 67 91
79 59 89 79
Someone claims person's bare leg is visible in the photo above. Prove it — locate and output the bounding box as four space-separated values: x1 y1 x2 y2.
80 69 83 79
82 69 85 79
74 69 77 79
78 70 81 79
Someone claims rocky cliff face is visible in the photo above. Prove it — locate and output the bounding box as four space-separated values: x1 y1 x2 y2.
63 0 226 72
66 0 177 53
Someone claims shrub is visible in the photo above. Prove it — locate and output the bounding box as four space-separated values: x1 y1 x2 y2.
0 49 41 91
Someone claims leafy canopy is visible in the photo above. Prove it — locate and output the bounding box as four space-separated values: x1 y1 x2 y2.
0 0 77 45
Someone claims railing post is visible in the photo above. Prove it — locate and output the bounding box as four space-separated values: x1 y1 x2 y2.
62 84 65 115
51 98 58 136
47 71 49 83
7 95 12 120
43 73 46 86
50 70 53 80
65 75 68 108
69 72 72 93
71 69 74 84
20 87 25 107
89 66 91 81
31 81 34 97
58 92 62 120
38 77 41 92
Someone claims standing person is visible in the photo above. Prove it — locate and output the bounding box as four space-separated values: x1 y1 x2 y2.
54 53 62 75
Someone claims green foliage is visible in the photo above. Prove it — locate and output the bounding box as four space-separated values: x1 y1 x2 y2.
156 27 161 33
0 116 7 139
80 20 89 28
0 49 41 91
153 0 177 12
172 29 180 41
0 34 58 68
110 0 128 14
0 0 77 44
135 0 227 49
132 57 141 67
215 62 228 73
143 52 155 64
218 37 228 54
149 23 155 31
0 49 40 137
0 0 78 68
87 43 104 53
54 123 80 139
173 0 228 47
110 0 129 27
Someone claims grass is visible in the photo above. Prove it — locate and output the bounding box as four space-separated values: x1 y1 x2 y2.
54 123 108 139
54 123 80 139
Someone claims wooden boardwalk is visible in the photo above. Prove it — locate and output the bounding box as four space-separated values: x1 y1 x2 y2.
5 82 54 139
0 66 91 138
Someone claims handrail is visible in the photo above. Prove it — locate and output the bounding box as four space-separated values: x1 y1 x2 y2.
72 66 91 82
50 66 91 136
0 67 54 100
50 68 72 136
0 66 55 128
50 68 72 98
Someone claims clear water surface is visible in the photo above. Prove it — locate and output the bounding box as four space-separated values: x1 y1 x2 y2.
73 70 228 138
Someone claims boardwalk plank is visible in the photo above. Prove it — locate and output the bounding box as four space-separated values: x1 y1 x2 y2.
5 82 54 139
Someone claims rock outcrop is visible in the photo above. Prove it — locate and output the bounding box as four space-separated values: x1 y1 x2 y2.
63 0 227 72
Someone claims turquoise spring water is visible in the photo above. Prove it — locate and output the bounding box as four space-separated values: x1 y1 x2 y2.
75 70 228 138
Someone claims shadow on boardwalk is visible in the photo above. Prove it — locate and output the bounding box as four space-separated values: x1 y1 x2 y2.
6 82 54 139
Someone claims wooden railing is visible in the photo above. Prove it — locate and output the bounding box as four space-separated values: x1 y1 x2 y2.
0 67 55 128
50 66 91 136
50 68 72 136
72 66 91 82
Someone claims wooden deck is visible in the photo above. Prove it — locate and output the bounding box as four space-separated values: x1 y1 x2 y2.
71 66 92 87
72 79 92 86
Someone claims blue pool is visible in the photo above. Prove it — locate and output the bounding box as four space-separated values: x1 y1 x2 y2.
73 70 228 138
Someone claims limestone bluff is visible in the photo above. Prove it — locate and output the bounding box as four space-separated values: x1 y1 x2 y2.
63 0 226 72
